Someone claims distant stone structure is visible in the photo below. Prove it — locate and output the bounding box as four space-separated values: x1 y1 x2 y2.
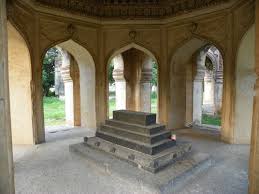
54 50 65 98
193 45 223 126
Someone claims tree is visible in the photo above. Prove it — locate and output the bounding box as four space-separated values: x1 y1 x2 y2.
151 60 158 87
108 61 115 84
42 47 59 96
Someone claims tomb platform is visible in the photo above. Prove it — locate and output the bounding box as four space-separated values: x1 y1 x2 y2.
70 110 211 193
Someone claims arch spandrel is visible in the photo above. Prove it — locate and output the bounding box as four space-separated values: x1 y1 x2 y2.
103 29 161 66
40 38 97 72
107 42 159 66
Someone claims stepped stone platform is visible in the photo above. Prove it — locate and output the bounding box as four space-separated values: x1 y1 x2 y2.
70 110 211 193
71 110 210 173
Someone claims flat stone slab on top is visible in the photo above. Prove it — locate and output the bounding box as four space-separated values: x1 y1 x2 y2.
113 110 156 126
70 142 211 194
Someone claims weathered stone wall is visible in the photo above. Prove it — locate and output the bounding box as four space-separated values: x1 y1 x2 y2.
0 0 15 193
249 0 259 193
235 24 256 144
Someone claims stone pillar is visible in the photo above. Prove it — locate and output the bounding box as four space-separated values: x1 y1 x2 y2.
193 72 204 125
214 70 223 114
112 54 126 110
60 50 74 126
203 71 215 115
54 52 64 98
123 49 141 111
249 0 259 192
140 57 152 112
0 0 15 193
193 51 206 125
70 58 81 126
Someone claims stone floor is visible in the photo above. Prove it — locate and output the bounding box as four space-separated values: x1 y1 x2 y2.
13 127 249 194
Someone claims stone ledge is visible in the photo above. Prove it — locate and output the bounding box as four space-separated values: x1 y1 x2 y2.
69 142 212 194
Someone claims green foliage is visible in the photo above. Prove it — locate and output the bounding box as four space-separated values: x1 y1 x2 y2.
43 97 65 126
42 48 59 96
108 62 115 84
152 61 158 87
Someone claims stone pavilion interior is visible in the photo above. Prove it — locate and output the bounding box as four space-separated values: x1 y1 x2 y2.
1 0 259 193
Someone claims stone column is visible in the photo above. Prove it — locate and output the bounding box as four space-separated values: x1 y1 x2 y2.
0 0 15 193
70 58 81 126
54 53 64 98
214 70 223 114
193 71 205 125
140 58 153 112
193 51 206 125
203 71 215 115
249 0 259 193
112 54 126 110
60 50 74 126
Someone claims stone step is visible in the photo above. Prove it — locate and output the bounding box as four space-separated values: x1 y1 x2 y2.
79 137 193 173
113 110 156 126
96 130 176 155
100 125 171 144
105 119 165 135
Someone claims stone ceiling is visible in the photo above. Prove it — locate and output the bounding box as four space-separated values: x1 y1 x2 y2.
34 0 230 19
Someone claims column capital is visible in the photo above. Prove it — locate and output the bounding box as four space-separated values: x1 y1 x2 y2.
194 68 205 82
60 65 72 82
140 68 152 83
113 68 125 82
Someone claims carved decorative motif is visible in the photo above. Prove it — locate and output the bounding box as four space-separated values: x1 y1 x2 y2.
129 30 137 40
34 0 229 19
67 24 76 36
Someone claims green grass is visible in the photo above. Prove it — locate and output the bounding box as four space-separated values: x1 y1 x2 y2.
43 97 65 126
202 114 221 126
44 95 219 127
44 92 158 125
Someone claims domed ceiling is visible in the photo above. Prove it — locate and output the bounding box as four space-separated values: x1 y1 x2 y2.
34 0 230 19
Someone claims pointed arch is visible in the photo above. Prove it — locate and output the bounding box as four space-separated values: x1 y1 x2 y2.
107 43 159 65
58 40 96 130
106 42 159 117
168 37 225 136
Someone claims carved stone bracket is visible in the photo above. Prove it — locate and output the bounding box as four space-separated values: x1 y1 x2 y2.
66 24 76 38
129 30 137 41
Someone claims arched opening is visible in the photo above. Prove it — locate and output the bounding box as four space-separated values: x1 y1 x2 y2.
193 45 223 128
7 22 34 145
42 40 96 139
235 24 256 144
107 44 158 118
42 47 81 131
169 38 224 132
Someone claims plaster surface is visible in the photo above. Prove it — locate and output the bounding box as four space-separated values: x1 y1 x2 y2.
13 127 249 194
8 22 34 145
235 24 256 144
169 38 206 129
59 40 96 130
